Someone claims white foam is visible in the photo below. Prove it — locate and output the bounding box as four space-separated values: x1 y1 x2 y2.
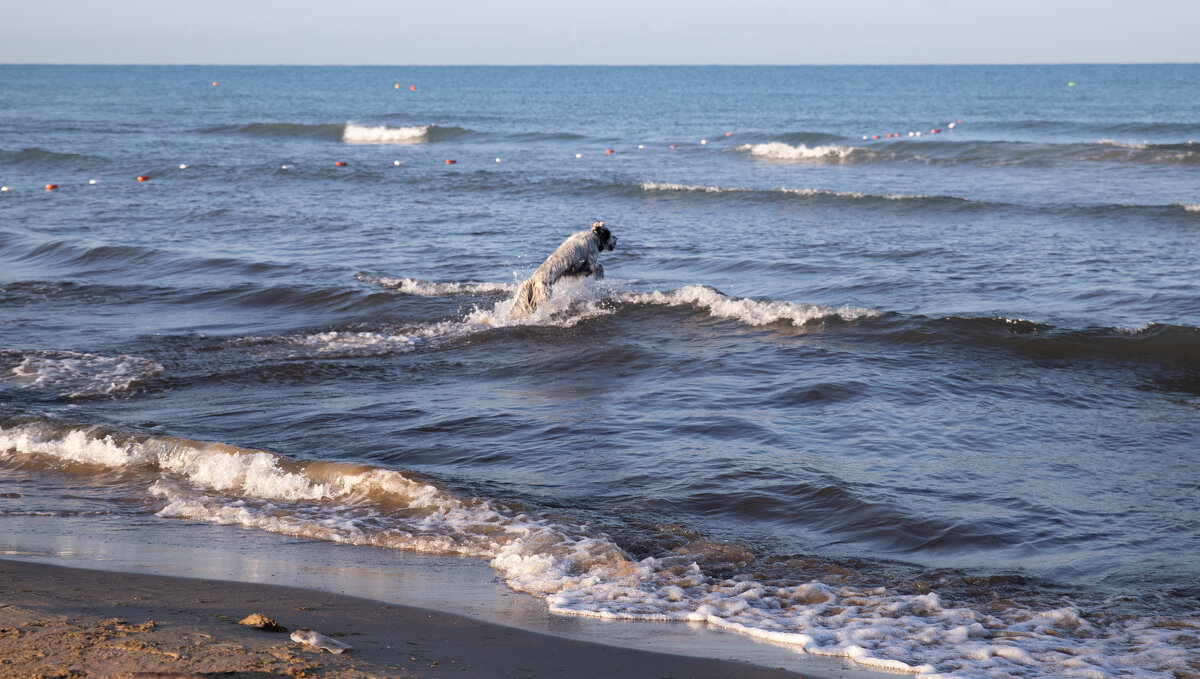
343 123 430 144
621 285 879 327
291 329 420 355
1095 139 1149 150
2 419 1197 678
739 142 860 162
640 181 749 194
3 350 162 398
1176 203 1200 213
358 273 516 296
639 181 947 202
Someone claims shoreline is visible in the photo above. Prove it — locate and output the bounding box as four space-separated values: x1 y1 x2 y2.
0 513 897 679
1 558 809 678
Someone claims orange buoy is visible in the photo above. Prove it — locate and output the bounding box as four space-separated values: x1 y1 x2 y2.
410 85 417 91
669 144 676 149
45 184 58 191
136 175 150 182
931 128 941 134
394 83 400 89
872 135 880 139
211 81 218 87
957 119 963 124
334 161 347 166
725 131 733 136
444 159 456 164
605 149 614 154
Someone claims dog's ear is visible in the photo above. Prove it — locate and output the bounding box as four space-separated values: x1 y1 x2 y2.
591 221 606 232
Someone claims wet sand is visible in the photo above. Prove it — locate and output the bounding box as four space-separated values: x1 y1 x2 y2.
1 559 878 678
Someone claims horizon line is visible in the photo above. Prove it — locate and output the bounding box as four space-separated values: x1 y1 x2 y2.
3 61 1198 67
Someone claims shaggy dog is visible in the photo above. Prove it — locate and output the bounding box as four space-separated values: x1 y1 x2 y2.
510 221 618 318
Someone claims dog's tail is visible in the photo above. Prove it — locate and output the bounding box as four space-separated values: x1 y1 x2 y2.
510 278 546 319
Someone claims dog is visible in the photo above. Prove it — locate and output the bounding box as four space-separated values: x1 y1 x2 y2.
510 221 618 318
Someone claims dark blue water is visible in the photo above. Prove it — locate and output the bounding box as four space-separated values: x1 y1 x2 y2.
2 65 1199 677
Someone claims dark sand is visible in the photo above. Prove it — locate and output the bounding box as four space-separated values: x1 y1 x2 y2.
0 559 870 679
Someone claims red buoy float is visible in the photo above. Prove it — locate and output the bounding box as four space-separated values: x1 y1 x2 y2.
669 144 676 149
45 184 58 191
605 149 614 155
410 85 417 91
136 175 150 182
334 161 347 166
444 159 456 164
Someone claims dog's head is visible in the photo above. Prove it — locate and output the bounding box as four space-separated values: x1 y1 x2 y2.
591 221 617 251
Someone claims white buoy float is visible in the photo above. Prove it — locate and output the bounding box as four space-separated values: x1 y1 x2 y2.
575 153 581 158
179 164 188 169
393 160 401 166
89 179 98 184
495 158 502 163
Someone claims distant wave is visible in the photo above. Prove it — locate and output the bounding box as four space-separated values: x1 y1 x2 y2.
0 147 109 167
640 181 969 204
343 123 431 144
0 349 162 399
207 122 470 143
3 416 1195 679
739 142 867 163
739 138 1200 166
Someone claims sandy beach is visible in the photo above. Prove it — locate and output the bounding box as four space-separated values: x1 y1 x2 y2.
0 558 875 679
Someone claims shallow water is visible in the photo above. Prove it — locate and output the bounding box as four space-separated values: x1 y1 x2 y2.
2 64 1199 677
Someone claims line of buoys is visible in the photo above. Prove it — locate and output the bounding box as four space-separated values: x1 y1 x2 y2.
3 136 756 193
863 119 962 141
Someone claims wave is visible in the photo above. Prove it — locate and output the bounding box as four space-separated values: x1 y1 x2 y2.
0 147 109 168
874 317 1200 368
739 138 1200 166
739 142 869 163
343 123 431 144
357 273 515 296
207 121 470 144
639 181 970 205
620 285 879 328
0 350 162 399
3 235 297 279
2 417 1195 678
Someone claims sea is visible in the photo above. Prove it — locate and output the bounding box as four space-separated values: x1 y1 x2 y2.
1 64 1198 678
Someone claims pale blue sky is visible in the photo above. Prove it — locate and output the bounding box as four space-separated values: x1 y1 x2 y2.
2 0 1197 65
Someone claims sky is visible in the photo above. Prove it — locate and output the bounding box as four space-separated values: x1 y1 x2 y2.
2 0 1198 65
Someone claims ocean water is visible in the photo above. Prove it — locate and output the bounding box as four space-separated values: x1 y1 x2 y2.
1 64 1199 677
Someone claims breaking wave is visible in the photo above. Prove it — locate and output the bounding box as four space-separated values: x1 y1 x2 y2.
209 122 469 143
640 181 967 204
2 417 1196 678
357 273 516 296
